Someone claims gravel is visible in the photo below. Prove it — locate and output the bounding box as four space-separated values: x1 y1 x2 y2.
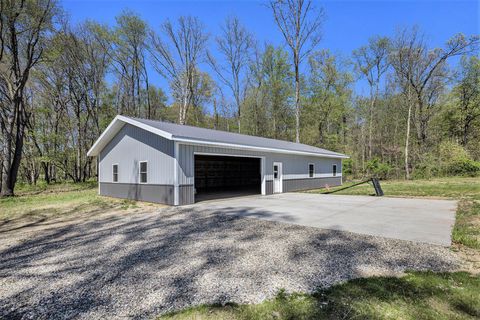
0 206 459 319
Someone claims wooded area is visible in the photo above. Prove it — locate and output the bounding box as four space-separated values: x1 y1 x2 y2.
1 0 479 196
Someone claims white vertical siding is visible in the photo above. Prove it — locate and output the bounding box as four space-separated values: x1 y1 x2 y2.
99 124 174 185
177 143 342 185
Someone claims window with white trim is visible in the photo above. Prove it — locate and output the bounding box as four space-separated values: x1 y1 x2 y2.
333 164 337 177
139 161 148 183
309 163 314 178
273 164 279 179
112 164 118 182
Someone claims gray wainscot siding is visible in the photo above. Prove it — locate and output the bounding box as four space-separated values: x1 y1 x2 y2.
99 124 175 205
177 143 342 204
100 183 174 204
283 177 342 192
265 180 273 195
179 185 195 205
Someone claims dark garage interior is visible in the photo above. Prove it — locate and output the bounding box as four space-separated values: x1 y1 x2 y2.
194 155 261 202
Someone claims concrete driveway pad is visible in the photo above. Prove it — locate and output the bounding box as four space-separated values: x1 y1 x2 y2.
193 193 457 246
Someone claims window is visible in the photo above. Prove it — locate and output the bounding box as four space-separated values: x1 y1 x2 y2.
273 165 278 179
112 164 118 182
309 163 314 178
333 164 337 177
139 161 148 183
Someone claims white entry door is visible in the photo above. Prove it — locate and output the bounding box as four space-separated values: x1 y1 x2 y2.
273 162 283 193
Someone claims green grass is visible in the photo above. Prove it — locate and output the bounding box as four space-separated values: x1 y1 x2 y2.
0 181 129 222
160 271 480 320
310 177 480 200
453 200 480 249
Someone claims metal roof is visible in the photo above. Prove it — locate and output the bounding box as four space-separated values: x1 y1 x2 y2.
87 115 348 158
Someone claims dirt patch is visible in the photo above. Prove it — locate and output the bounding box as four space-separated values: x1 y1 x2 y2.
0 199 165 236
453 244 480 274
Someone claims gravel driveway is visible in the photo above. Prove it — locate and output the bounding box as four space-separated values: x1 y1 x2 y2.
0 206 459 319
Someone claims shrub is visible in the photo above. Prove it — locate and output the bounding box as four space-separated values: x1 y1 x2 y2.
412 153 440 179
438 141 471 163
446 159 480 177
365 158 392 179
437 141 480 177
413 141 479 178
342 158 353 178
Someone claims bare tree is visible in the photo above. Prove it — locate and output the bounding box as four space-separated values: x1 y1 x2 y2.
208 16 253 133
149 16 208 125
353 36 390 160
269 0 325 143
0 0 57 196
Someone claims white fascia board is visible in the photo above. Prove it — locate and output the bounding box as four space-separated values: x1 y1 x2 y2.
116 115 173 141
174 137 349 159
87 115 174 157
87 115 123 157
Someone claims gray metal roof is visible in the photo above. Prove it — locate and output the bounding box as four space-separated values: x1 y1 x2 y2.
130 117 347 158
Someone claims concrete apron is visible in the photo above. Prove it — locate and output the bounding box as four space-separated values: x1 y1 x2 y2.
190 193 457 246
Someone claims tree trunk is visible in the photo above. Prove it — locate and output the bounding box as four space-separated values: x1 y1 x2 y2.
0 161 3 193
213 98 218 130
1 97 26 196
64 159 68 180
237 110 241 134
1 103 26 197
368 87 377 160
294 60 300 143
405 102 412 180
43 162 50 184
179 84 188 125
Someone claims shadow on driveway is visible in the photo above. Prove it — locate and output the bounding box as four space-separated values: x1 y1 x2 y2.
0 205 458 319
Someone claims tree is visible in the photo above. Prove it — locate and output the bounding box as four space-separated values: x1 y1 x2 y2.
453 56 480 146
0 0 57 196
188 70 215 126
208 16 253 133
149 16 208 125
260 45 293 139
109 11 151 118
352 36 390 160
269 0 325 143
389 27 479 178
303 50 352 150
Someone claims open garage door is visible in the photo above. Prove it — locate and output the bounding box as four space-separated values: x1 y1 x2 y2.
194 154 261 202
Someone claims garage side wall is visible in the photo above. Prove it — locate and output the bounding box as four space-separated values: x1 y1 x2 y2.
99 124 175 204
177 144 342 205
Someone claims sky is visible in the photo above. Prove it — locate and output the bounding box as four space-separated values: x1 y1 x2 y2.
61 0 479 102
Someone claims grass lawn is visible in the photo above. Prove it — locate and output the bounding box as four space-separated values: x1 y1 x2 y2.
0 181 139 222
159 177 480 320
161 271 479 320
310 177 480 201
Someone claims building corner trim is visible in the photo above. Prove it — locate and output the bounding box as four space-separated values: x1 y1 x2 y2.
173 141 180 205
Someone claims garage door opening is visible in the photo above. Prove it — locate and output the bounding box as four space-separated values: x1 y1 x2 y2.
194 154 261 202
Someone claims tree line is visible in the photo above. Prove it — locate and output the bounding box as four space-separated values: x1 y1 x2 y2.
1 0 479 196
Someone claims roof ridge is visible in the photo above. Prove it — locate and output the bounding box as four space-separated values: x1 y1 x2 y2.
126 116 343 155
